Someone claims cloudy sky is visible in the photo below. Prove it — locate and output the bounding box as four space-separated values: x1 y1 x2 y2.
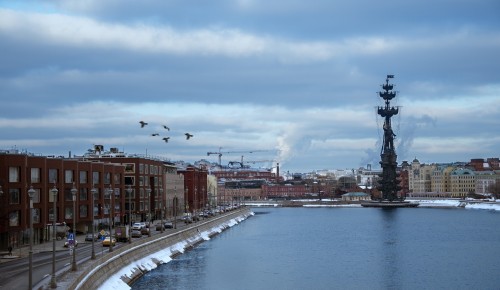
0 0 499 173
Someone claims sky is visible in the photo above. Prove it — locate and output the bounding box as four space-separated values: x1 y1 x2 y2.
0 0 499 173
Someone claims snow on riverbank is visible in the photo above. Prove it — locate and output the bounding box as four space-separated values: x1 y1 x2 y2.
410 199 500 211
98 212 254 290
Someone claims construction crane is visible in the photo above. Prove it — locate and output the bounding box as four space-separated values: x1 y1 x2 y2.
207 148 276 166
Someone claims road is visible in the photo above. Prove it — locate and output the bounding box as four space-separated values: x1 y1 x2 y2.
0 217 198 289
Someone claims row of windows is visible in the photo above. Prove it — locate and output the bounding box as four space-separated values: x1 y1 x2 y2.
6 187 125 205
8 167 121 185
7 202 132 227
124 176 162 187
124 163 163 175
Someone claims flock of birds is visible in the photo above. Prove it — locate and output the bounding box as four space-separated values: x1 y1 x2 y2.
139 121 193 143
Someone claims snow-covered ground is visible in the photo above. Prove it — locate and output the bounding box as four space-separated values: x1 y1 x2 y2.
247 199 500 211
96 213 253 290
410 199 500 211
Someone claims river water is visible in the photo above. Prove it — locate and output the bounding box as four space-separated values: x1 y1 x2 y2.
132 207 500 290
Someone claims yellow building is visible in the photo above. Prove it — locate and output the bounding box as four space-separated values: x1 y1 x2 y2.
450 168 476 198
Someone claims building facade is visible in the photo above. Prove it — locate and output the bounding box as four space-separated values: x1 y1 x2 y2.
0 150 124 251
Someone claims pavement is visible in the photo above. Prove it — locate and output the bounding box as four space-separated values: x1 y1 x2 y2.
0 237 69 263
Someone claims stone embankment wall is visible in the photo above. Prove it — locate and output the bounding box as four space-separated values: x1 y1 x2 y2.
70 207 252 290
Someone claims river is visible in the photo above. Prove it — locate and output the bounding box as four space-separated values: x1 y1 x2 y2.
132 207 500 290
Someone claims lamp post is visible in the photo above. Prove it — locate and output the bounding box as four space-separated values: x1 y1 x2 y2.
28 186 35 290
160 188 164 233
90 187 96 259
107 187 114 252
173 187 177 229
126 185 132 244
146 189 151 237
50 185 58 288
71 185 78 271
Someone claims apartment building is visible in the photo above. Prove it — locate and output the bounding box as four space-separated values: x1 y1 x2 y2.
0 150 124 250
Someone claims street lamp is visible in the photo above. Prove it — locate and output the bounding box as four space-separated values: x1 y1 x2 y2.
146 189 151 237
90 187 96 259
173 187 177 229
28 186 35 290
126 185 132 244
71 185 78 271
160 188 164 233
107 187 114 252
50 185 58 289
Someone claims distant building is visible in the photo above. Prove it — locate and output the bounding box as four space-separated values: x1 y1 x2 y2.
342 192 370 201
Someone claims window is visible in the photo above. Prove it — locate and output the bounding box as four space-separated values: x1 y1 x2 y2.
125 188 135 199
114 173 121 184
64 188 74 201
49 208 55 222
104 188 111 199
92 172 99 185
104 172 111 185
139 176 144 186
9 167 20 182
125 164 135 173
33 208 40 224
9 211 19 227
91 188 100 201
48 169 58 183
125 176 135 186
79 171 87 184
65 207 74 219
139 164 144 174
9 188 20 204
65 170 74 183
79 205 88 218
79 188 87 201
32 188 40 203
31 168 41 183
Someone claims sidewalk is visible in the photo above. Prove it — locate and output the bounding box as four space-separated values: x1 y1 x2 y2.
0 237 72 263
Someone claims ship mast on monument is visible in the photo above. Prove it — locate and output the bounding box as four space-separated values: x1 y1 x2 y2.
362 75 418 208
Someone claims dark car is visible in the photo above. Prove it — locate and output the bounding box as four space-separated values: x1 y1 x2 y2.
85 233 98 241
131 229 142 238
164 221 173 229
141 226 150 235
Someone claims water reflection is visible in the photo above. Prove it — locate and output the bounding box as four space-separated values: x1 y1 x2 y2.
379 209 401 290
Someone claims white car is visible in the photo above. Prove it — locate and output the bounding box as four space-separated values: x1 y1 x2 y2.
132 223 143 230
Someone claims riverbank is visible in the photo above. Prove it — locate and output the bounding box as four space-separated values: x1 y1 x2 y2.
43 207 253 290
245 198 500 211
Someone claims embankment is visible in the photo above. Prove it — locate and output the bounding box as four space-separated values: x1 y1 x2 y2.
70 207 253 290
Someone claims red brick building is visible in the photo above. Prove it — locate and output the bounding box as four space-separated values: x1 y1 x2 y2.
0 150 124 251
178 166 208 213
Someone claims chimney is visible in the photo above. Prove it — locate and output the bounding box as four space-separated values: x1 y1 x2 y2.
276 162 280 183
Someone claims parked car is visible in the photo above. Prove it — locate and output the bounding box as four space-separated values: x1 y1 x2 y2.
132 223 143 230
164 221 174 229
85 233 98 242
64 239 78 247
182 213 193 224
102 236 116 247
131 229 142 238
141 226 150 235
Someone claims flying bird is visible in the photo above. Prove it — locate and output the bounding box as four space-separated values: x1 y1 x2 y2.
151 133 159 136
185 133 193 140
162 125 170 131
162 137 170 143
139 121 148 128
